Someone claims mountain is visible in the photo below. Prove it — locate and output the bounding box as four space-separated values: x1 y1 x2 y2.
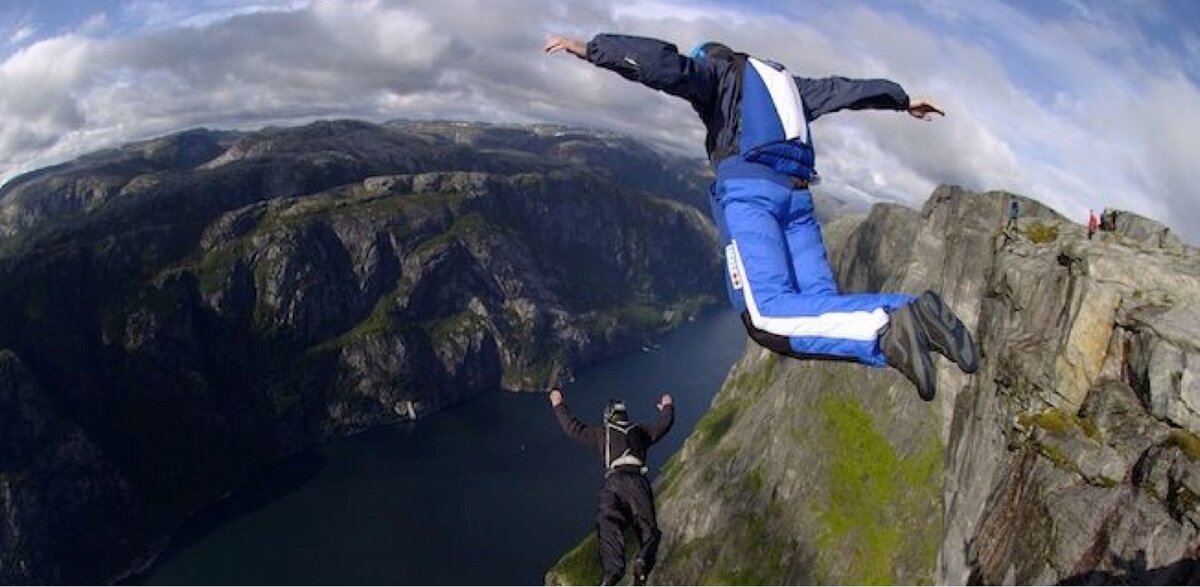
0 120 724 584
546 186 1200 584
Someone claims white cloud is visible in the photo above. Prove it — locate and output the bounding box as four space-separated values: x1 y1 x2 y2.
8 25 34 44
79 13 110 35
0 0 1197 243
0 33 95 158
117 0 306 32
0 0 456 175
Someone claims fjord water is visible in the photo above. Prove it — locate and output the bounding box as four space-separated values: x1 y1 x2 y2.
140 309 745 585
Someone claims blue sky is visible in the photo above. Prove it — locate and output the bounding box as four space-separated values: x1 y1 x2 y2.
2 0 1199 241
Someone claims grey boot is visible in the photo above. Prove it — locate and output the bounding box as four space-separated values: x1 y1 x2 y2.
912 290 979 373
881 303 937 401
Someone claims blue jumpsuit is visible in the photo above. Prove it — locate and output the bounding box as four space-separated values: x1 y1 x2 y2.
586 34 914 366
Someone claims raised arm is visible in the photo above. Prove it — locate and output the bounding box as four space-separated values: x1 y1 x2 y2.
545 33 718 106
645 394 675 444
549 389 602 450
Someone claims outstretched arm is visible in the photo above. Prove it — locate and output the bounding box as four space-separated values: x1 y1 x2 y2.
545 33 717 106
645 394 675 444
796 76 943 121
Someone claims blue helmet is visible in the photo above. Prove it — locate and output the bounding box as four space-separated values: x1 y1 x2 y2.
689 41 734 61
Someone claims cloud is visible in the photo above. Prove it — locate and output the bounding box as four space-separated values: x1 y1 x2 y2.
0 0 1197 243
1132 73 1200 236
870 0 1200 238
8 25 34 44
116 0 307 32
0 33 94 156
0 0 455 175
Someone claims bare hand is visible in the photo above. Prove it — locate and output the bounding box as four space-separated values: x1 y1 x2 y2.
544 36 587 59
657 394 673 410
549 388 564 406
907 99 944 121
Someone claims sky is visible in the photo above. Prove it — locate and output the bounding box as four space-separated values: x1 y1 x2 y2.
2 0 1199 241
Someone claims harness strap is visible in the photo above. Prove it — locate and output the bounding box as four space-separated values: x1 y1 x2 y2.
610 454 645 468
604 421 647 476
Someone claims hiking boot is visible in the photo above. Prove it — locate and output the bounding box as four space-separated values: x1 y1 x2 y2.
600 573 621 586
881 303 937 401
633 559 648 586
912 291 979 374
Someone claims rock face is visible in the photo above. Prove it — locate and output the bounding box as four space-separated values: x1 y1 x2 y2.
0 120 722 583
1 351 148 585
945 196 1200 585
1100 207 1186 252
546 186 1200 585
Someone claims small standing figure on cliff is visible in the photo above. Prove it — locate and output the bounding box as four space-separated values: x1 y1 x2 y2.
1087 209 1100 240
550 387 674 586
545 33 979 400
1102 209 1117 232
1007 198 1020 233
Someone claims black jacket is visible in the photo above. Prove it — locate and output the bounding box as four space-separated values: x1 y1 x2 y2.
553 402 674 471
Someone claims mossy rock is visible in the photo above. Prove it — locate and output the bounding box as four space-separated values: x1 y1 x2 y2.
1025 221 1059 244
1165 429 1200 461
812 394 941 584
546 528 641 586
547 533 602 586
694 397 742 451
1018 408 1100 440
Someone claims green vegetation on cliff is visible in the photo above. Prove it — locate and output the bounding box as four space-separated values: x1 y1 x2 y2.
549 534 603 586
548 529 644 586
813 394 941 585
692 353 779 451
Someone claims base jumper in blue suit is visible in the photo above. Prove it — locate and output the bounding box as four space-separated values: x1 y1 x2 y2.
545 34 979 400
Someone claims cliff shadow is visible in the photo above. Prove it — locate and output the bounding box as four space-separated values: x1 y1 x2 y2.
118 449 327 585
1057 552 1200 586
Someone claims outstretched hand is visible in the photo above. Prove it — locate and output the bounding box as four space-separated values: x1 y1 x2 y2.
544 36 587 59
549 388 564 407
657 394 673 411
907 99 945 121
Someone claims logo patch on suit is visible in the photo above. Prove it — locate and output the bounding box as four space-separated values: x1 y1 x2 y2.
725 242 744 290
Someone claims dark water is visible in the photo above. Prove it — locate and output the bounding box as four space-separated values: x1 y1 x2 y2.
140 309 745 585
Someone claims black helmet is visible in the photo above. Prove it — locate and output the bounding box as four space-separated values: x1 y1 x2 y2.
603 399 628 423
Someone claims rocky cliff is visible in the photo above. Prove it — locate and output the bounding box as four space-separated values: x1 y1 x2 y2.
547 186 1200 584
0 120 723 584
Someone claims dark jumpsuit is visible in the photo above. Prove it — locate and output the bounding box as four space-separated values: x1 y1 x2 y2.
554 401 674 584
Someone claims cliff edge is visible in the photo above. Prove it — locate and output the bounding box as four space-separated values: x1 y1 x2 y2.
547 185 1200 584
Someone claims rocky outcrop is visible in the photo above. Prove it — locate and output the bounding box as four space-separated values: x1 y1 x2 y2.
0 351 150 584
1101 207 1186 252
0 120 721 583
546 186 1200 585
944 198 1200 584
